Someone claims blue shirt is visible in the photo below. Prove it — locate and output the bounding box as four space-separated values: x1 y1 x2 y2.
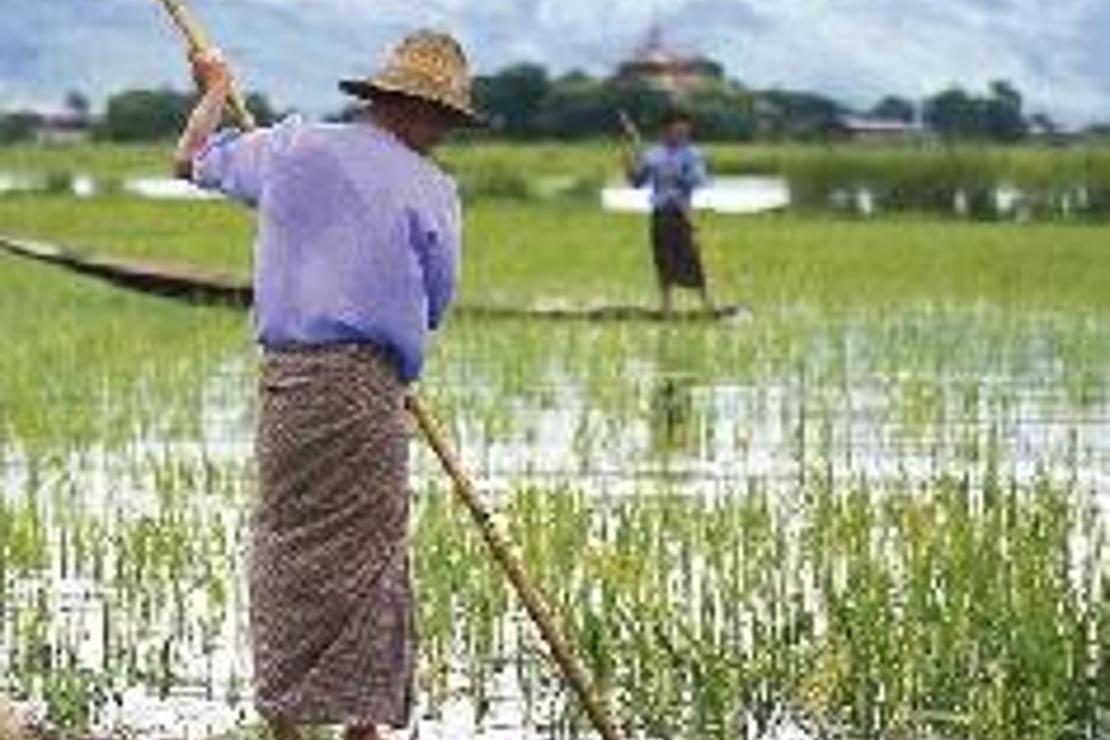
629 143 708 210
193 117 461 382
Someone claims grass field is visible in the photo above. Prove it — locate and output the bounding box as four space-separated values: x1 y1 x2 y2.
0 143 1107 739
4 137 1110 219
1 197 1108 312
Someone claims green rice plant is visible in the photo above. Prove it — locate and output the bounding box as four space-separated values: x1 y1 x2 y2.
412 467 1107 740
4 192 1110 311
0 144 1106 738
7 140 1110 220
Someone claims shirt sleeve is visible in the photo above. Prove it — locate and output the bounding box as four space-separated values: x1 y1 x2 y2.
191 116 300 206
408 196 460 331
683 149 709 190
192 128 270 206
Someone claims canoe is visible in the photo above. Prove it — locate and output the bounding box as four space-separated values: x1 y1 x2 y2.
1 235 749 322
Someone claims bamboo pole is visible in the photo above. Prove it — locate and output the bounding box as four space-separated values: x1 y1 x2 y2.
154 0 256 130
152 2 624 738
406 396 624 740
617 108 643 150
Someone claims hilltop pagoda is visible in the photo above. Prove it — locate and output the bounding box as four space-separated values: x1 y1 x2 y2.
612 25 723 96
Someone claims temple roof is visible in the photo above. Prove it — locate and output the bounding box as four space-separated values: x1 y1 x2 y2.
614 24 722 95
628 24 699 67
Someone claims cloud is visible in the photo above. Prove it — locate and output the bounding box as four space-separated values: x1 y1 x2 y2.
490 0 1109 123
2 0 1107 124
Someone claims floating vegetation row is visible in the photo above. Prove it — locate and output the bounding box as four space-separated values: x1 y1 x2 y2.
4 455 1106 739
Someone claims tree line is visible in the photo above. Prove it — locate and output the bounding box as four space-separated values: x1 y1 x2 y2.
0 65 1087 144
466 68 1044 142
0 89 279 144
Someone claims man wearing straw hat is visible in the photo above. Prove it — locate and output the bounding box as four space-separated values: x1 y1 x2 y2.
175 30 480 740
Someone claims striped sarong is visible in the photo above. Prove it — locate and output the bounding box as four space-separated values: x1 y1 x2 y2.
650 206 707 289
251 344 414 728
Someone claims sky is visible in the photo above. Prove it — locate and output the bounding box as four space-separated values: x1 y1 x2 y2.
1 0 1108 125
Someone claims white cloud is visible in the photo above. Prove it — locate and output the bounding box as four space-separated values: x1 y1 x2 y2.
727 0 1107 121
481 0 1109 123
3 0 1107 123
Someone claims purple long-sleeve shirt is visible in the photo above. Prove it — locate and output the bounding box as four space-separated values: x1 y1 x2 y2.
193 117 461 382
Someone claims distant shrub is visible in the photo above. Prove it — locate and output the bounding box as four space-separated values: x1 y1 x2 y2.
458 165 532 201
43 170 74 195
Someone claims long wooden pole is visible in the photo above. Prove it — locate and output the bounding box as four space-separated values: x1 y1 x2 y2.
616 108 643 151
154 0 256 130
153 2 624 738
405 397 624 740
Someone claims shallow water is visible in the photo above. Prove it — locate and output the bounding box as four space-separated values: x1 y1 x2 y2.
2 304 1107 738
601 176 790 214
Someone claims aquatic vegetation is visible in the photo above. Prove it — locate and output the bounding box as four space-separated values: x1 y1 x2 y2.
0 146 1107 738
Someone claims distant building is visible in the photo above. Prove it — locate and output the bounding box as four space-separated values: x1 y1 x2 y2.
835 115 925 144
1 106 93 144
612 25 723 96
33 110 91 144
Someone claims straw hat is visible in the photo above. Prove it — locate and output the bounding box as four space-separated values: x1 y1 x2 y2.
340 30 481 126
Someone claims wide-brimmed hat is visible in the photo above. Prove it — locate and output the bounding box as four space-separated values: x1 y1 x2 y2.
340 30 482 126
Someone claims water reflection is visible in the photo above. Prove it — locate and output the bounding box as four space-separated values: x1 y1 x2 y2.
2 304 1108 737
648 375 697 459
422 310 1109 498
647 328 703 466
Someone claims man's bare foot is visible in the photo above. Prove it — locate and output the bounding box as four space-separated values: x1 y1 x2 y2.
659 286 674 317
345 723 383 740
270 718 304 740
0 695 28 740
700 287 716 314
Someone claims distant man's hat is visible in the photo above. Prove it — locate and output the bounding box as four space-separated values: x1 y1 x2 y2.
339 30 482 126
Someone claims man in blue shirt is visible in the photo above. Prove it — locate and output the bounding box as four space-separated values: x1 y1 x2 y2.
625 108 715 315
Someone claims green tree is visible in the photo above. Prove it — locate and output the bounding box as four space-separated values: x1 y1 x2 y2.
535 74 610 138
756 89 844 140
602 80 674 134
1028 112 1057 136
473 63 550 137
686 87 755 140
924 87 980 139
245 92 279 127
984 80 1026 141
871 95 916 123
0 112 37 144
924 82 1027 141
64 90 91 119
98 88 192 141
